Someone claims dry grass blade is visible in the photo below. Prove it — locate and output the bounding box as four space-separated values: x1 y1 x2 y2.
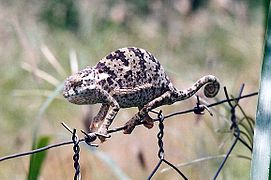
12 89 62 99
41 45 66 77
69 48 79 74
21 62 60 86
160 154 251 173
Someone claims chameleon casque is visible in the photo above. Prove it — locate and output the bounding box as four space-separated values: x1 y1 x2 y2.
63 47 220 141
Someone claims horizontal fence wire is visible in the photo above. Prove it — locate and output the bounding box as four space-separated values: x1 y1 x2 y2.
0 88 258 179
0 91 258 162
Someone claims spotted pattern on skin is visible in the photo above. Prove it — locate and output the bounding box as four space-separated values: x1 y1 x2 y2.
63 47 220 141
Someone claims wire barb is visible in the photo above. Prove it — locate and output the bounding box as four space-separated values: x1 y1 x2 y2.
61 122 73 134
80 130 99 147
193 95 213 116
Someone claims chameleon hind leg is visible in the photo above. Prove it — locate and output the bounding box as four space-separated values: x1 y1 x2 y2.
123 91 172 134
138 106 154 129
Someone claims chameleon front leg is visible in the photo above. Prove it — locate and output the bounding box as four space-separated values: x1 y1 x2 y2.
89 104 110 132
96 89 120 142
124 91 172 134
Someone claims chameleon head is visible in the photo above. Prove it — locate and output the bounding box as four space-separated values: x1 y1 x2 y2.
63 67 99 105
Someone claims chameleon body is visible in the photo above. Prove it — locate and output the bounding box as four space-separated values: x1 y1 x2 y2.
63 47 220 141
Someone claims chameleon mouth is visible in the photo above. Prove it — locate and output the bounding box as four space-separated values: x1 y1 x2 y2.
63 87 75 98
63 87 92 100
63 92 69 98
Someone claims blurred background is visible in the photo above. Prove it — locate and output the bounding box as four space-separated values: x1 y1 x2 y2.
0 0 264 179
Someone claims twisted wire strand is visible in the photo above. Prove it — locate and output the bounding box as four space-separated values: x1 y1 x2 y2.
72 129 81 180
148 111 188 180
213 85 244 180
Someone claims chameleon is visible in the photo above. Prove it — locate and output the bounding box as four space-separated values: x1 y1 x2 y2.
63 47 220 141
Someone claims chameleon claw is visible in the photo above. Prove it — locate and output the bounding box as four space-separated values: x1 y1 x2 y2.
96 125 111 142
95 132 111 139
96 133 111 143
202 105 213 116
123 127 135 134
123 122 136 134
142 115 154 129
143 121 154 129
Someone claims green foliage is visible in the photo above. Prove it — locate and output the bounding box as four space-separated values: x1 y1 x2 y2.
27 136 51 180
236 104 255 149
40 0 79 32
190 0 209 12
264 0 271 31
125 0 151 15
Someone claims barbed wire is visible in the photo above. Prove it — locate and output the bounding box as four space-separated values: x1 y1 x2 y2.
213 85 244 179
0 87 258 179
61 122 81 180
72 129 81 180
0 90 258 162
148 110 188 179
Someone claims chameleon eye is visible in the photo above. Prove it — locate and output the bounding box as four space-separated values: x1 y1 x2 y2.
68 74 83 88
70 79 83 87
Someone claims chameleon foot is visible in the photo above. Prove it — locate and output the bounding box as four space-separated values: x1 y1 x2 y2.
142 114 154 129
96 127 111 142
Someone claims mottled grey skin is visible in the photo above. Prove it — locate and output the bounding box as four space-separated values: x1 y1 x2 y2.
63 47 220 141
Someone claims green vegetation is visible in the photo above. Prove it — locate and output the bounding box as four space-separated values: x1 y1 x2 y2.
28 136 51 180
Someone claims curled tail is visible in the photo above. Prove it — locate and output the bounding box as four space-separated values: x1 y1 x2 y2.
202 75 220 98
176 75 220 101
